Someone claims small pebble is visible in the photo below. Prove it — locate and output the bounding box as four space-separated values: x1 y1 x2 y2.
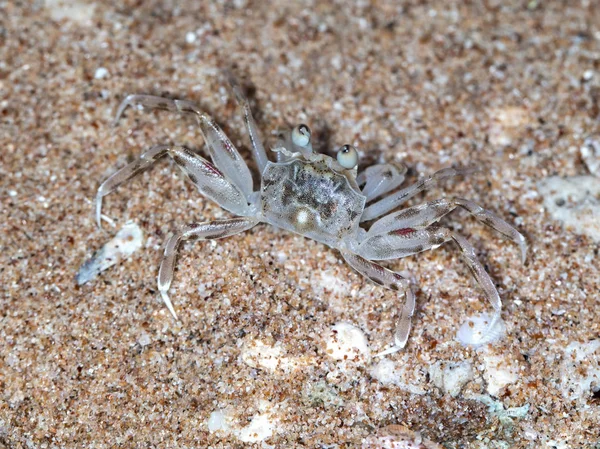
185 31 196 43
94 67 109 79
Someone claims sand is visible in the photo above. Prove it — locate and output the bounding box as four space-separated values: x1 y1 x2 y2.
1 1 599 447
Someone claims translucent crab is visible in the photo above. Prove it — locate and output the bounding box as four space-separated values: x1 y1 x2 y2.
95 78 526 355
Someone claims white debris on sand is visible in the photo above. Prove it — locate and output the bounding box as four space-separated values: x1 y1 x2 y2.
429 360 474 397
76 222 143 285
370 357 428 395
488 106 530 146
207 410 232 433
207 401 280 444
238 411 276 443
94 67 109 79
479 347 520 397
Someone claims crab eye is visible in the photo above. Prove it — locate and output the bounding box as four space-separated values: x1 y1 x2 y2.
336 144 359 169
292 124 311 147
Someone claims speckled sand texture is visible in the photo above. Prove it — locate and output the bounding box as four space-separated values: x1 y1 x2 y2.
2 1 600 447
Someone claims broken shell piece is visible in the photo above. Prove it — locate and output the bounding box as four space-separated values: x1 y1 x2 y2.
76 222 143 285
362 425 443 449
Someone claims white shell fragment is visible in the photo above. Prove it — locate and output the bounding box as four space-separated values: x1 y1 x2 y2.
428 360 474 397
76 222 143 285
480 347 520 396
325 323 371 362
241 339 284 372
207 410 232 433
456 313 506 347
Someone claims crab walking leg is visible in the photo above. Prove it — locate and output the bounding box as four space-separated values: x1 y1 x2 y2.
366 197 527 263
158 218 259 319
358 226 451 261
226 75 269 174
113 95 254 198
357 227 504 347
361 167 476 222
341 251 415 355
96 145 251 228
356 163 408 202
447 230 503 337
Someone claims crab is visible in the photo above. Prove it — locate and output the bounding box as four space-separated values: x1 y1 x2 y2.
95 77 526 355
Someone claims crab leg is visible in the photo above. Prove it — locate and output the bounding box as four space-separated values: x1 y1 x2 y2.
226 74 270 174
158 217 259 319
358 227 503 349
113 95 254 198
356 163 408 202
96 145 251 228
365 197 527 263
341 251 415 355
358 226 451 261
447 231 502 327
360 167 475 222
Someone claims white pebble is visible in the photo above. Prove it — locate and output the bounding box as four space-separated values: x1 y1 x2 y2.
185 31 196 43
46 0 96 22
94 67 109 79
137 332 151 347
207 410 231 432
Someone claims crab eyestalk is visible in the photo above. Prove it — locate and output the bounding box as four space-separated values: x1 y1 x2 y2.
336 144 359 169
291 123 313 156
